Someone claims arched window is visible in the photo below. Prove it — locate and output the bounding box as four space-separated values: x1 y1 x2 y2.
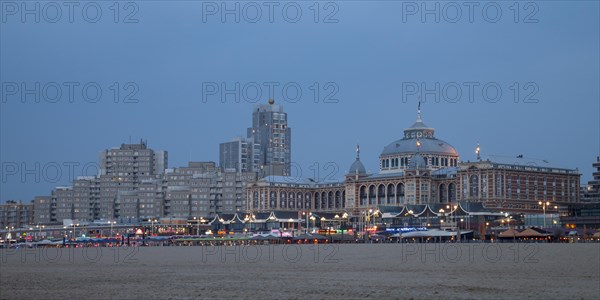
377 184 385 205
368 185 376 205
387 184 395 204
253 191 259 209
469 175 479 198
289 192 295 209
280 192 287 208
270 191 277 208
448 183 456 202
396 183 405 204
439 184 447 203
360 186 367 206
297 193 303 209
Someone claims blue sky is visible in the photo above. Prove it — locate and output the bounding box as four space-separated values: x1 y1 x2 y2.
1 1 599 202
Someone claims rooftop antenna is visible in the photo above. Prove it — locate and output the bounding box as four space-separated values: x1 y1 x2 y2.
416 96 422 122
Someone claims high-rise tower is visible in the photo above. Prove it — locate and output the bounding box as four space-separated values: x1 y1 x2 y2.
246 99 291 176
220 99 291 176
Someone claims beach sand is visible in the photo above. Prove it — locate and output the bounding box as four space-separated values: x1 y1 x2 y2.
1 243 599 299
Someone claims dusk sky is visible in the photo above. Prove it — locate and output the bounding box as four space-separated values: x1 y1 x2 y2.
1 1 599 202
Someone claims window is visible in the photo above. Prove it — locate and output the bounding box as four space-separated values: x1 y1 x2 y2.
469 175 479 198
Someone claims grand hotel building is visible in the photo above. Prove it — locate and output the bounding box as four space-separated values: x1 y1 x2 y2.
246 110 581 215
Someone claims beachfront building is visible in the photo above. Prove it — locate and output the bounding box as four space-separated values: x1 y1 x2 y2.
246 110 461 213
245 176 345 212
114 179 163 223
458 159 580 212
245 108 582 227
164 162 257 219
0 200 34 229
560 202 600 229
99 140 168 178
97 141 167 220
32 196 52 225
30 141 259 225
32 141 168 225
50 178 97 223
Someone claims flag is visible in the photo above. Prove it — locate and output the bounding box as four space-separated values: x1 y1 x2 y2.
418 96 421 112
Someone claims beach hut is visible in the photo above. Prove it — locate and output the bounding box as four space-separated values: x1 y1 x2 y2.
498 228 520 239
249 233 282 244
292 233 328 243
517 228 551 239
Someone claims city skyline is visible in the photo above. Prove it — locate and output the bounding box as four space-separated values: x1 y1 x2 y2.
2 2 599 202
1 97 597 204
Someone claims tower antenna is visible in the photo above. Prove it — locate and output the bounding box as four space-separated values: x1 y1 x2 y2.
416 96 422 122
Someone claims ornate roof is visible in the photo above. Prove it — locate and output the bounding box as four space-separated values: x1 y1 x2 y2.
349 159 367 175
348 144 367 175
382 137 458 157
380 111 458 158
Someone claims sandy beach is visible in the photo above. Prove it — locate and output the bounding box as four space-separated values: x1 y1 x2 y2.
1 243 599 299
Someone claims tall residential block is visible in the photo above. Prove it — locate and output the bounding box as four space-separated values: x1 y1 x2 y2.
220 100 291 177
219 137 260 173
0 200 34 229
247 100 291 176
164 162 257 219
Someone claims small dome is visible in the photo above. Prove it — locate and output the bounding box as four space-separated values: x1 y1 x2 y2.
408 153 428 169
348 144 367 175
349 159 367 175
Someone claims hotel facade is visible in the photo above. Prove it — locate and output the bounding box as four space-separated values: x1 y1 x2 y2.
246 110 581 215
